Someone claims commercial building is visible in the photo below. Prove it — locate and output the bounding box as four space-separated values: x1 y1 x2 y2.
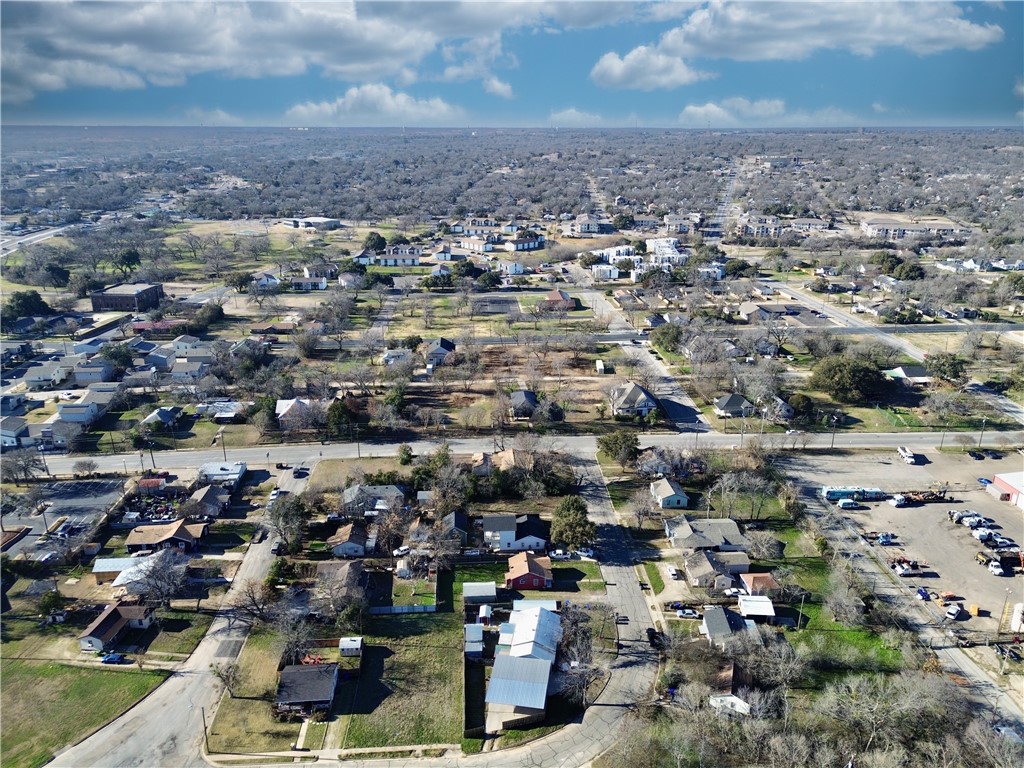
90 283 164 312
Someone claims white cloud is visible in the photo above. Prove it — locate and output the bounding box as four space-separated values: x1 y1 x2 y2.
594 1 1004 91
484 77 514 99
591 46 713 90
1015 79 1024 99
285 84 465 126
677 97 853 128
872 102 890 114
184 107 243 126
549 107 605 127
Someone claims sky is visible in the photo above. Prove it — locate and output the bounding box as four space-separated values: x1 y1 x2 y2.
2 0 1022 128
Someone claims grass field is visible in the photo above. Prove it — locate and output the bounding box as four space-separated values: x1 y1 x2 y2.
642 561 666 595
339 612 463 749
0 661 168 768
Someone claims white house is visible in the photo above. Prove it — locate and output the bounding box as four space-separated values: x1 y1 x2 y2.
327 522 368 558
497 261 524 275
251 271 281 289
591 264 619 280
650 478 689 509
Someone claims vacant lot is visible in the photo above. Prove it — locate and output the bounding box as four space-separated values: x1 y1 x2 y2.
338 612 463 749
0 661 168 768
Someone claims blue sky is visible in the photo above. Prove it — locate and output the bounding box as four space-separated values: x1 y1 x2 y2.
2 1 1021 128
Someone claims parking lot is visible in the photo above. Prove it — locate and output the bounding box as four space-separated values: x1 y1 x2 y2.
1 479 124 560
783 450 1022 634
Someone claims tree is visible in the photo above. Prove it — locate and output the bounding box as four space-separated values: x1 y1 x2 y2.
210 662 243 698
2 290 52 323
38 589 64 615
72 459 98 477
229 579 279 626
137 550 188 608
809 355 887 403
363 231 386 253
926 352 969 386
597 429 640 469
291 330 321 359
0 448 46 485
268 494 309 553
612 213 635 231
550 496 596 551
274 614 313 667
111 247 142 277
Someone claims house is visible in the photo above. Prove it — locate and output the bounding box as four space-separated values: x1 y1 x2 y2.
591 264 619 280
502 233 545 252
493 448 534 473
701 605 749 650
483 515 516 550
463 581 497 605
189 485 230 518
380 348 412 367
682 551 735 590
883 364 932 385
341 485 404 516
423 338 456 368
763 396 794 422
0 393 27 415
197 461 247 490
171 334 202 353
737 595 776 623
143 345 177 371
540 289 574 312
609 382 658 417
327 522 369 558
739 572 782 596
513 515 548 551
497 260 524 275
505 552 553 590
650 478 689 509
78 601 155 652
251 271 281 289
125 519 208 553
275 398 318 430
572 213 601 234
290 276 329 291
315 561 370 603
469 452 493 476
0 340 34 366
73 357 114 386
509 390 539 419
25 359 73 390
664 214 692 234
714 394 755 418
664 516 751 552
708 662 755 716
274 663 339 715
196 400 249 424
303 263 340 279
460 236 495 253
141 406 181 429
90 283 164 312
0 416 28 448
503 605 562 663
442 510 470 546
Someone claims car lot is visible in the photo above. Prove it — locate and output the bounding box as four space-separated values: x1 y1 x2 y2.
784 450 1022 633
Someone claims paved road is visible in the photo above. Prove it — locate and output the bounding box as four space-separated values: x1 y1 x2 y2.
50 521 279 768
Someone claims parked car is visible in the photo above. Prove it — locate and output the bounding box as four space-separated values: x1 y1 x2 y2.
550 549 570 561
968 451 984 460
973 528 996 540
392 545 411 557
988 560 1007 576
983 450 1002 459
977 477 992 486
976 552 996 566
916 587 931 601
100 653 126 664
268 489 281 503
944 604 963 621
676 608 701 620
615 614 629 624
575 547 595 558
270 540 285 555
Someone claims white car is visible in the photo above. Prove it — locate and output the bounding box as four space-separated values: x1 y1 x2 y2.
59 391 76 400
268 489 281 504
973 528 996 540
550 549 570 561
392 545 410 557
575 547 595 559
676 608 701 620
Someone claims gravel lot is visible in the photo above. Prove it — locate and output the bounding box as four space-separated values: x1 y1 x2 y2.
783 449 1023 634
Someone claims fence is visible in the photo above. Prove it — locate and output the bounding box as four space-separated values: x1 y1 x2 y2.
368 604 436 615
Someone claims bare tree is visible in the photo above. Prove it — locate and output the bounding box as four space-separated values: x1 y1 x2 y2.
138 551 189 608
228 579 278 626
72 459 98 477
274 614 313 666
210 662 243 698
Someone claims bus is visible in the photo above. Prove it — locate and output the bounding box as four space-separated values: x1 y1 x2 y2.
897 446 916 464
820 486 887 502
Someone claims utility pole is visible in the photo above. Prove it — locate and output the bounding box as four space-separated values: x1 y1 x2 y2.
978 416 987 449
830 413 839 450
200 706 210 753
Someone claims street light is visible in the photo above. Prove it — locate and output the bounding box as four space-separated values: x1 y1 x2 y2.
138 451 145 473
978 416 987 449
998 587 1012 640
939 421 949 451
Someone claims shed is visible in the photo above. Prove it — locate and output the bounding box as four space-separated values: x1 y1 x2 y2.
338 637 363 658
465 624 484 658
478 604 493 625
463 581 497 605
738 595 776 622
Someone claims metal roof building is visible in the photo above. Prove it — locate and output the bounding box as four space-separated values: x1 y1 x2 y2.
485 655 551 710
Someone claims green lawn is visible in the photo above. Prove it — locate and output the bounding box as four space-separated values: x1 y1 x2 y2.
0 661 169 768
141 610 214 655
642 562 666 595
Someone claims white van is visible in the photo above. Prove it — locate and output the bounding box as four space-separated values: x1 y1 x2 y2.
667 565 680 580
836 498 858 510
